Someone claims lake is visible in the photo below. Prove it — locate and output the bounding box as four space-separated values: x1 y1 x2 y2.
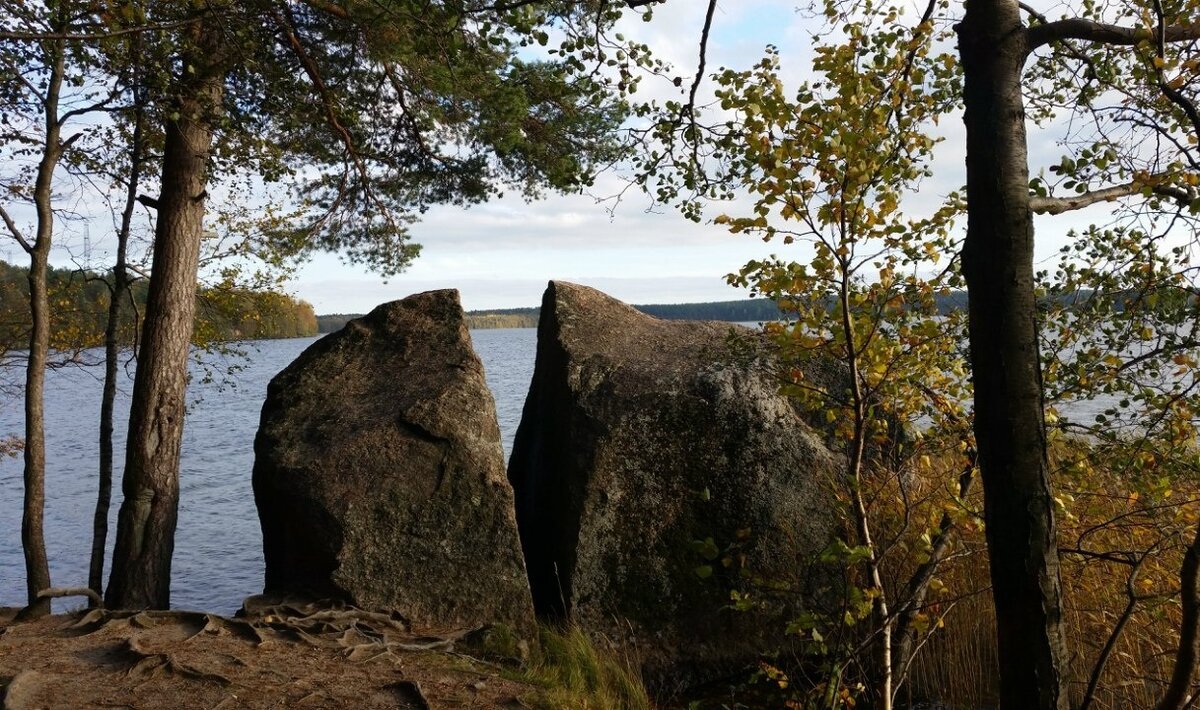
0 325 1117 614
0 328 538 614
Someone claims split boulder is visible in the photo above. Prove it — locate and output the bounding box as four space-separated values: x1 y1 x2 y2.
508 281 842 686
253 290 534 636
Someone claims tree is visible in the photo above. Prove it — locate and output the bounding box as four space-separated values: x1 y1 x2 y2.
656 6 977 706
957 2 1200 705
1037 225 1200 709
90 23 152 603
103 5 228 609
104 0 638 609
952 2 1072 704
0 0 115 618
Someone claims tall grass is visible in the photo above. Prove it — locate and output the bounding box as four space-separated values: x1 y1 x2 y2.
902 438 1194 709
520 625 651 710
906 593 999 708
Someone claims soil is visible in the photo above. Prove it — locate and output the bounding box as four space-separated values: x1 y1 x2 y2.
0 597 545 709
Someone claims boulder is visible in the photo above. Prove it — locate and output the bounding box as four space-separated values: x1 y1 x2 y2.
508 281 841 687
253 290 534 636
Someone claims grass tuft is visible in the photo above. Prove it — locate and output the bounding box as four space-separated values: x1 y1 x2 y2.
520 624 651 710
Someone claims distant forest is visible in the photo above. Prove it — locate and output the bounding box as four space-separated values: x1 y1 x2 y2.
317 293 981 332
469 299 789 329
0 261 318 350
317 298 785 332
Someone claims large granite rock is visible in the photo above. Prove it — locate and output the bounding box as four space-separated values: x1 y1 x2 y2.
508 281 841 686
253 290 534 636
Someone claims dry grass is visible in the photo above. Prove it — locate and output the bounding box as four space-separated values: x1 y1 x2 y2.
903 438 1196 709
518 625 651 710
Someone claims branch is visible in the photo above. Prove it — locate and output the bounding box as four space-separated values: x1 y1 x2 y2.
1151 0 1200 146
0 18 198 42
381 62 445 164
1156 526 1200 710
685 0 717 122
59 95 122 124
297 0 350 19
473 0 658 12
0 205 32 253
1027 18 1200 53
1081 544 1158 710
682 0 717 184
891 441 978 702
1030 179 1192 215
269 7 362 170
36 586 103 608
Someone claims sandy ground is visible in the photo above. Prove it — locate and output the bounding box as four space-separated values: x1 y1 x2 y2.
0 598 543 709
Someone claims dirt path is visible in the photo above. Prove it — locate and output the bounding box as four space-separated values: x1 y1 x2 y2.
0 600 543 709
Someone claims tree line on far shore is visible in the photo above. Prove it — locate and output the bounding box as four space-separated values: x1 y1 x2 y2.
322 298 789 332
0 260 317 351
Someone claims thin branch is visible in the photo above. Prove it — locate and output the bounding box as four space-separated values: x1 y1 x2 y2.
472 0 657 12
481 0 557 10
891 449 976 703
1151 0 1200 146
1059 547 1138 565
297 0 351 19
59 95 122 124
1081 547 1156 710
0 18 198 42
683 0 718 180
1030 179 1192 215
269 7 363 174
1156 525 1200 710
381 62 446 164
0 205 32 253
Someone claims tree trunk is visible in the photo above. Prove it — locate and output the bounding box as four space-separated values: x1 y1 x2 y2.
19 34 67 620
21 245 52 620
105 22 224 610
90 88 145 601
838 285 892 710
1155 526 1200 710
957 1 1070 707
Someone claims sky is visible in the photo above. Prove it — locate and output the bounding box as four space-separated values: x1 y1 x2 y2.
10 0 1124 314
287 0 1113 315
293 0 818 314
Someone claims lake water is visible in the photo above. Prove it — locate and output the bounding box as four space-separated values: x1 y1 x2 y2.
0 329 538 614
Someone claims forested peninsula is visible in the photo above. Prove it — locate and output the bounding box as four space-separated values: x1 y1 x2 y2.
0 261 318 348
